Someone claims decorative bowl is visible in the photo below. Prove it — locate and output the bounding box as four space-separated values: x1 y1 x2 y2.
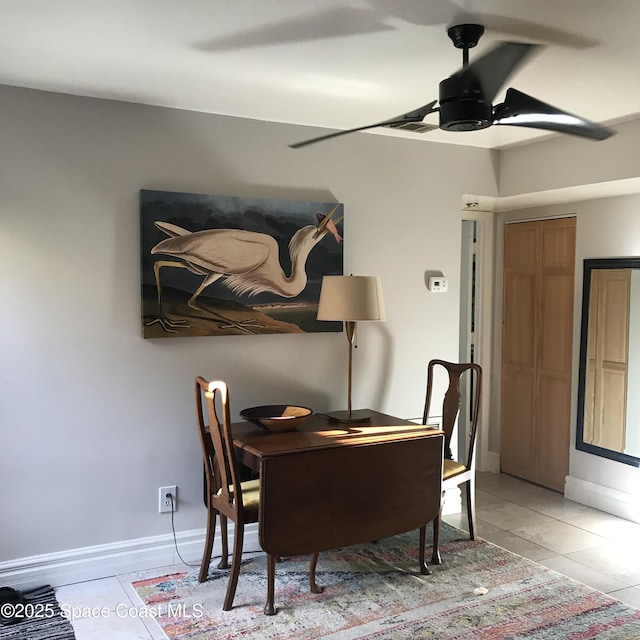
240 405 313 432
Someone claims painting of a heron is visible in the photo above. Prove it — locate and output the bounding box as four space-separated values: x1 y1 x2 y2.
140 190 344 338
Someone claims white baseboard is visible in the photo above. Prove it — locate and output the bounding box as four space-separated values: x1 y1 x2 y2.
478 450 500 473
0 524 260 591
442 486 462 516
564 475 640 524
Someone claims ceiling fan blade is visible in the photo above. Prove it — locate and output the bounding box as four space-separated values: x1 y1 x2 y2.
493 88 614 141
198 7 391 51
370 0 459 27
289 100 438 149
476 14 597 49
449 41 540 103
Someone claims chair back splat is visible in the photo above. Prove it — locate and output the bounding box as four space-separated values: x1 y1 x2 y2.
423 359 482 467
196 377 243 516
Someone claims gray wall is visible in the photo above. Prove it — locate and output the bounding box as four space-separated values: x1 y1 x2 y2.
499 118 640 197
0 85 498 562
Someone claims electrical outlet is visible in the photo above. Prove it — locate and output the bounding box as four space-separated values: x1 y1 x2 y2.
159 485 177 513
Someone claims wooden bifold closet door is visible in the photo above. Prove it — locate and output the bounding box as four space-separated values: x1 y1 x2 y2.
500 217 576 492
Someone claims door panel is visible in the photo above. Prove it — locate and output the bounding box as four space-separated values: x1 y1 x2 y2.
540 219 575 269
535 372 571 491
503 273 536 366
538 274 574 373
500 366 535 481
598 368 627 450
504 222 538 268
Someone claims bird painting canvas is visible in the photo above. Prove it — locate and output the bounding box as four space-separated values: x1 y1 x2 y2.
140 190 344 338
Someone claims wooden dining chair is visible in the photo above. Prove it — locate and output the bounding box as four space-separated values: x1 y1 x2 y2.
194 376 260 611
195 376 319 614
422 359 482 564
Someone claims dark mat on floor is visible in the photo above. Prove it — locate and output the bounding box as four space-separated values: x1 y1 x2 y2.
0 585 75 639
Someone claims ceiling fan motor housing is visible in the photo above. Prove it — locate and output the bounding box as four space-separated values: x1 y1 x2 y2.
438 76 492 131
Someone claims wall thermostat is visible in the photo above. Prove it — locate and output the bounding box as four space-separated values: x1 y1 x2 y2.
428 276 448 292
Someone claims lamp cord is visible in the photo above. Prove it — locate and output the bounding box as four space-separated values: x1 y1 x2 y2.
169 495 200 567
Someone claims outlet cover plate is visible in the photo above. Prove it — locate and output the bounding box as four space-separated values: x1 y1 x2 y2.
159 485 177 513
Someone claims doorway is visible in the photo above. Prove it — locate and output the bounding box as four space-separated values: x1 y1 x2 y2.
460 210 496 472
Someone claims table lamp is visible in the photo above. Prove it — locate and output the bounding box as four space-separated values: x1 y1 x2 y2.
317 275 386 423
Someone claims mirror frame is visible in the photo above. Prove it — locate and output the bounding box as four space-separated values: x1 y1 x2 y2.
576 257 640 467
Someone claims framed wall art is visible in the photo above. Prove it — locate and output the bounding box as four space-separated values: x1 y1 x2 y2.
140 189 344 338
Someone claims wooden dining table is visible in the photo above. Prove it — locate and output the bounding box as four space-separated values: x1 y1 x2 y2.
232 410 445 614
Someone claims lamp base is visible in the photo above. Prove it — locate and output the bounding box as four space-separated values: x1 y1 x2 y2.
323 409 372 424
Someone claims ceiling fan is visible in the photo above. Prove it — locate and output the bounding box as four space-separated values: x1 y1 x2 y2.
289 23 614 149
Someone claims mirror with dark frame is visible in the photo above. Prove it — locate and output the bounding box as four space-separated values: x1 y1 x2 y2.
576 257 640 467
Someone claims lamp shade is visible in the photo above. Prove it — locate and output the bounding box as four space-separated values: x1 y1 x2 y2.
317 276 385 322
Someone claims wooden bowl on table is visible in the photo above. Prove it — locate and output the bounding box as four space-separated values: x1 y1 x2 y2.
240 405 313 432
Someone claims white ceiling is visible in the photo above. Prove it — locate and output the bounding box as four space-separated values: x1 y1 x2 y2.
2 0 640 150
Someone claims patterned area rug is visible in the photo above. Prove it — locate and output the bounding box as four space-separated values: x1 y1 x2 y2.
0 586 76 640
130 524 640 639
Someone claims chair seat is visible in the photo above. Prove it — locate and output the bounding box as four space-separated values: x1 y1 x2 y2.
443 459 468 480
217 478 260 510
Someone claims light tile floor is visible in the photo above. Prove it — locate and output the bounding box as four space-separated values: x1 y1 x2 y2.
55 472 640 639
